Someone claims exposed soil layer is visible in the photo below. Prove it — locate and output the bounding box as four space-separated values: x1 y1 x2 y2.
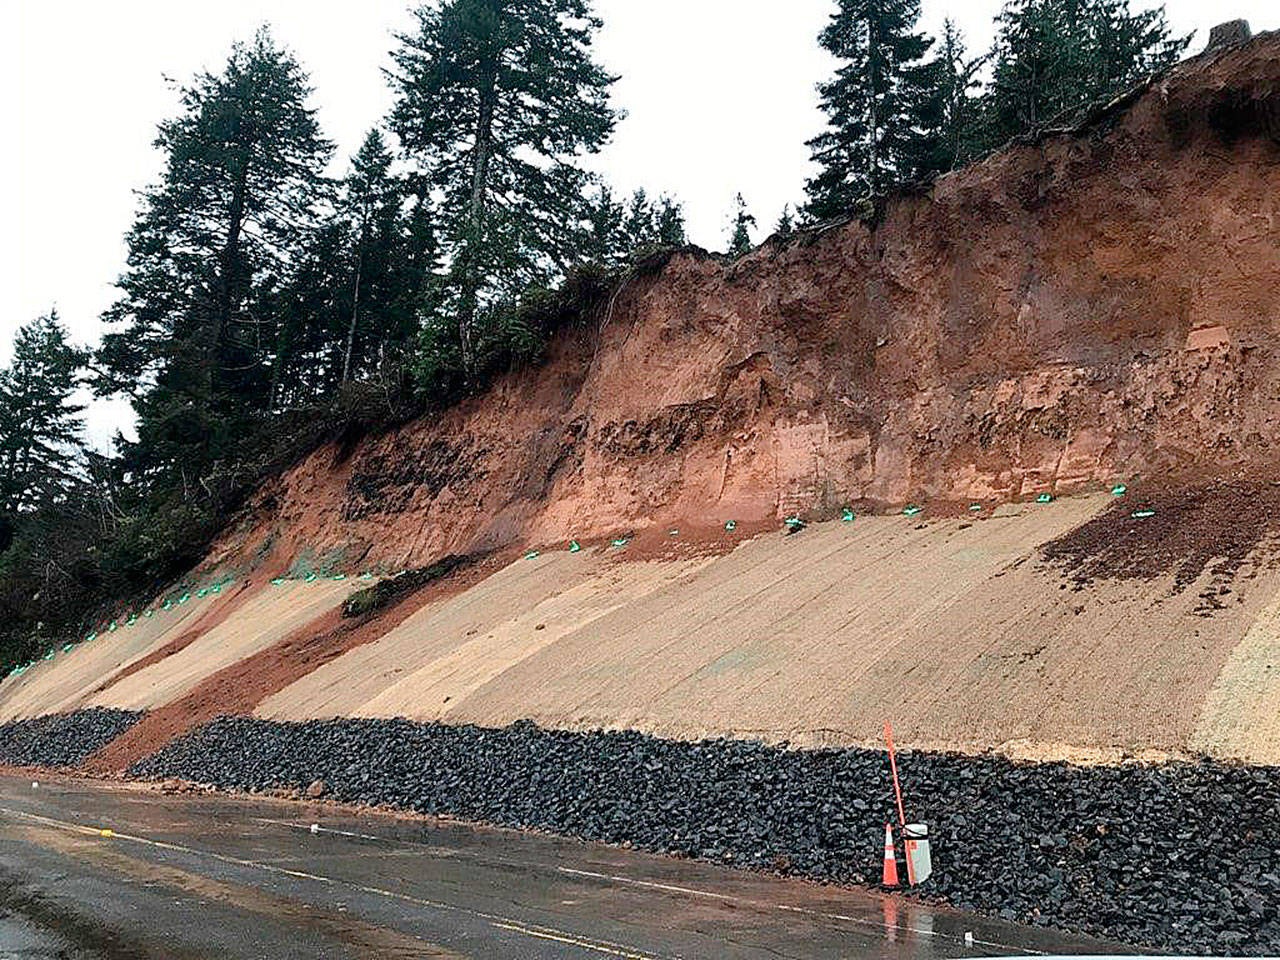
131 715 1280 956
206 34 1280 583
0 709 141 768
1040 482 1280 612
84 556 509 774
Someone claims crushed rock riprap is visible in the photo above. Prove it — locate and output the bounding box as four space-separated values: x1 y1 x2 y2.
0 708 142 768
131 716 1279 955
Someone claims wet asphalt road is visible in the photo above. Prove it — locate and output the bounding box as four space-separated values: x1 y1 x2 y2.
0 773 1126 959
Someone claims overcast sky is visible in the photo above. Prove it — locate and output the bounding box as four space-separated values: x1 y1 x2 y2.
1 0 1271 448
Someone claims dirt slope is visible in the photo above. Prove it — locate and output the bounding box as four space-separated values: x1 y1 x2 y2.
211 34 1280 576
4 35 1280 767
252 496 1280 763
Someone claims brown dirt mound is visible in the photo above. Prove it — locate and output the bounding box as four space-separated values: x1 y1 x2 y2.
1039 482 1280 612
84 554 509 774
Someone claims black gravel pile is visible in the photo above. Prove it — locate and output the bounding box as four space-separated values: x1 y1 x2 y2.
0 708 142 768
132 716 1280 954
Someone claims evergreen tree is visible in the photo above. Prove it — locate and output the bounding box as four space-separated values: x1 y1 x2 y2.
983 0 1075 140
621 189 657 251
803 0 935 221
579 188 686 265
388 0 618 374
0 312 87 515
775 205 796 238
621 190 686 252
1087 0 1187 99
96 27 333 471
983 0 1187 144
584 185 628 265
334 129 431 388
654 197 687 247
914 20 987 175
726 193 757 256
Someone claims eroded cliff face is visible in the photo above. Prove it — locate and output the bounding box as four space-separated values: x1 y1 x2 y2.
218 34 1280 572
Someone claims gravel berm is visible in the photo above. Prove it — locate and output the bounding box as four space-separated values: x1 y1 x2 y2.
130 715 1279 955
0 708 141 768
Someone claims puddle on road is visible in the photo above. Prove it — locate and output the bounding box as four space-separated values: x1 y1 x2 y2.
1 871 153 959
4 822 467 959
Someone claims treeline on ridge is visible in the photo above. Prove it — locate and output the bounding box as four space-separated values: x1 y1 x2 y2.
0 0 1190 673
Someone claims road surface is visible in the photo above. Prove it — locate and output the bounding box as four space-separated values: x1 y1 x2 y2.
0 772 1124 959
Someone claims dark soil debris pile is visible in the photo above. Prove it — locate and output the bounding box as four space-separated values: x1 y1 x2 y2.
1040 484 1280 611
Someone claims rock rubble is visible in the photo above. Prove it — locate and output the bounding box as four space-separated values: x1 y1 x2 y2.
0 709 141 768
131 716 1280 954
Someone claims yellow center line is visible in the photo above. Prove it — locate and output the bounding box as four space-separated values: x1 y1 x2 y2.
0 805 663 960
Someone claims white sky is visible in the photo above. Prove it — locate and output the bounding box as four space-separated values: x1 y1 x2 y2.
0 0 1270 448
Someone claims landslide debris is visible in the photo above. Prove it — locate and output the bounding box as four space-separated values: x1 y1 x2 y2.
1040 483 1280 612
131 716 1280 955
0 709 141 768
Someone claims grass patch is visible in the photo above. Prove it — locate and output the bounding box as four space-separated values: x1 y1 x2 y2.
341 554 472 619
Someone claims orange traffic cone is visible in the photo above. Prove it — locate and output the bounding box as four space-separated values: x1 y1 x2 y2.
882 822 900 887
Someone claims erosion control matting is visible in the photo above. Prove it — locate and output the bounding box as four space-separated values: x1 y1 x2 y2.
85 556 504 775
131 716 1280 956
256 500 1280 763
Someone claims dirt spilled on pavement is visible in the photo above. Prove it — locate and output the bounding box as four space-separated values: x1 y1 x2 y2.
84 555 511 774
1040 482 1280 612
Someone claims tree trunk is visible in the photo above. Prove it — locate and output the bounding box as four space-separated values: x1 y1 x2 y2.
458 54 500 376
207 157 251 400
342 207 368 385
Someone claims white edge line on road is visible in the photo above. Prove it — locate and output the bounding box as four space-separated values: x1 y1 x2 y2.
0 806 664 960
241 812 1050 957
556 866 1047 957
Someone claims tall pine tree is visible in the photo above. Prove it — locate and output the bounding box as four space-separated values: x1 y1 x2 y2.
96 27 332 473
913 19 987 176
803 0 935 221
388 0 618 374
0 313 87 515
336 129 432 388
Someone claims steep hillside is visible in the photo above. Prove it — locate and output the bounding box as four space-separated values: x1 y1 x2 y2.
213 34 1280 575
4 35 1280 955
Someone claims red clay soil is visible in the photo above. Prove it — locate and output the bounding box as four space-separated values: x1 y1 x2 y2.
83 554 512 775
84 578 267 700
204 35 1280 583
